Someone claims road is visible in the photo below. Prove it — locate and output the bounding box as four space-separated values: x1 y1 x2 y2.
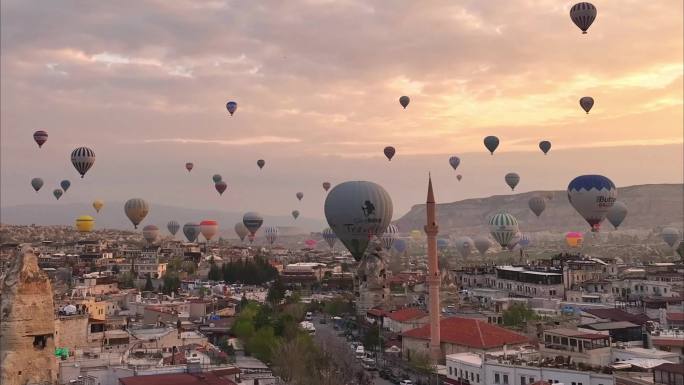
313 316 396 385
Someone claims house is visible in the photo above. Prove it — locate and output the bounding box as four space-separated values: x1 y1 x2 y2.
401 317 530 363
653 362 684 385
579 321 642 343
580 307 651 326
384 307 428 333
539 328 612 366
665 312 684 328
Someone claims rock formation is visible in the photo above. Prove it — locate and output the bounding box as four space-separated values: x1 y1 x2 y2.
0 245 57 385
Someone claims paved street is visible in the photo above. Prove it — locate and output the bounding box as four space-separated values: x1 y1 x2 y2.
313 316 395 385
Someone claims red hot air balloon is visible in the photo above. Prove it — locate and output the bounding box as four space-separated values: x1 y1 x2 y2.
304 239 317 248
185 162 194 172
33 130 48 148
215 181 227 195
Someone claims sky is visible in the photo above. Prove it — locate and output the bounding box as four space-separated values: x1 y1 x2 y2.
1 0 682 223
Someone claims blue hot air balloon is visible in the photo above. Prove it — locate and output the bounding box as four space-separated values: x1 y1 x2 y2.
484 136 500 155
60 180 71 192
567 175 617 232
226 101 238 116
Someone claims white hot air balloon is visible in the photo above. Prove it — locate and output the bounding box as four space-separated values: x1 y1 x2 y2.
264 226 279 245
380 224 398 251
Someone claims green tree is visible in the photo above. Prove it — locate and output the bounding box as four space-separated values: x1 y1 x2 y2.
162 272 181 294
144 274 154 291
362 322 380 351
208 260 222 281
232 318 255 340
267 279 286 305
246 326 277 363
502 303 538 328
111 264 120 275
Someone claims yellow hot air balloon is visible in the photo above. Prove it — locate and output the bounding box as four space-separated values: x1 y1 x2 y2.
410 230 422 241
93 199 104 213
76 215 95 233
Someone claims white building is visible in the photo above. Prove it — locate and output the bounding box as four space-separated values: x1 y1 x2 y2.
445 352 615 385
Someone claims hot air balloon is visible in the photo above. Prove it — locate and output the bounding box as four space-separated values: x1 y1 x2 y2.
507 233 521 251
394 239 407 253
215 181 227 195
53 189 63 200
474 236 492 256
186 162 193 172
488 212 519 248
296 192 304 201
75 215 95 233
528 196 547 218
456 175 462 182
235 222 249 242
410 230 422 241
399 96 410 109
124 198 149 229
322 182 331 192
322 227 337 249
579 97 594 114
248 234 255 244
449 156 460 170
567 175 616 232
257 159 265 169
484 136 499 155
570 2 597 34
183 222 200 242
383 146 395 161
200 220 219 241
226 101 237 116
33 130 48 148
607 201 628 229
518 234 531 249
539 141 551 155
264 226 279 245
305 239 317 248
292 210 300 220
662 228 681 248
324 181 393 261
167 220 180 235
565 232 584 248
71 147 95 178
60 180 71 192
93 200 104 213
505 173 520 191
380 224 398 251
437 238 449 251
243 212 264 236
455 236 474 258
142 225 160 244
31 178 43 192
212 174 222 183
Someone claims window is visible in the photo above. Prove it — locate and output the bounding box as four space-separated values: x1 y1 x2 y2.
503 374 509 384
33 335 48 350
477 374 480 383
471 373 474 381
449 367 452 375
495 373 500 383
521 376 526 384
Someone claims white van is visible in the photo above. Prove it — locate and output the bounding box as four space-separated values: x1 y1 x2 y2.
355 345 365 359
305 311 313 321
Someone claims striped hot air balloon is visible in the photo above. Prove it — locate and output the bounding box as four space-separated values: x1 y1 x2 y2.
380 224 398 251
322 227 337 249
142 225 160 244
570 2 597 34
488 212 519 248
167 220 180 235
183 222 200 242
124 198 149 229
264 226 279 245
71 147 95 178
33 130 48 148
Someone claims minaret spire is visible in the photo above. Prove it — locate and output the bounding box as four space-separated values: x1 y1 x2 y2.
424 174 441 362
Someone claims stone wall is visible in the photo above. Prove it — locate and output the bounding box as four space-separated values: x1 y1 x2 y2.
55 315 89 351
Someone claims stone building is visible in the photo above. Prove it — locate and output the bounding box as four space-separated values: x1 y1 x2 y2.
0 246 58 385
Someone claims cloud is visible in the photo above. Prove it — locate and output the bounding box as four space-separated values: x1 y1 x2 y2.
135 136 302 146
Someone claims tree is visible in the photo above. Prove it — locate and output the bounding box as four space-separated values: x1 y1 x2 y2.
162 272 181 294
144 274 154 291
246 326 277 363
362 322 380 351
208 261 222 281
502 303 538 328
267 278 286 305
111 264 120 275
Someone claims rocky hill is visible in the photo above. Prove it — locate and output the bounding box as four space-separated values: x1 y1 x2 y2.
394 183 683 236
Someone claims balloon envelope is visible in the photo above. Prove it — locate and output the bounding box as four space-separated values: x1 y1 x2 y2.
93 200 104 213
528 196 547 217
505 173 520 191
124 198 149 229
394 239 407 253
484 136 499 155
185 162 193 172
183 222 200 242
60 180 71 192
383 146 395 161
296 192 304 201
322 182 331 192
142 225 160 243
305 239 317 248
31 178 44 192
399 96 410 109
606 201 628 229
579 97 594 113
380 224 398 251
456 175 462 181
449 156 460 170
264 226 279 245
455 236 474 257
322 227 337 249
33 130 48 148
234 222 249 241
662 228 681 248
570 2 597 34
215 181 227 195
71 147 95 178
324 181 393 261
75 215 95 233
292 210 300 220
226 101 237 115
567 175 616 232
200 220 219 241
565 232 584 248
212 174 222 183
539 141 551 155
488 212 519 248
167 220 180 235
474 236 492 256
243 212 264 235
53 189 63 200
257 159 265 169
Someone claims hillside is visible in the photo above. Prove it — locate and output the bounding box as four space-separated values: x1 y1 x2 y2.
394 184 683 236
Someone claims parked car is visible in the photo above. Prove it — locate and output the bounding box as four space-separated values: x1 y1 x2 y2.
399 380 413 385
